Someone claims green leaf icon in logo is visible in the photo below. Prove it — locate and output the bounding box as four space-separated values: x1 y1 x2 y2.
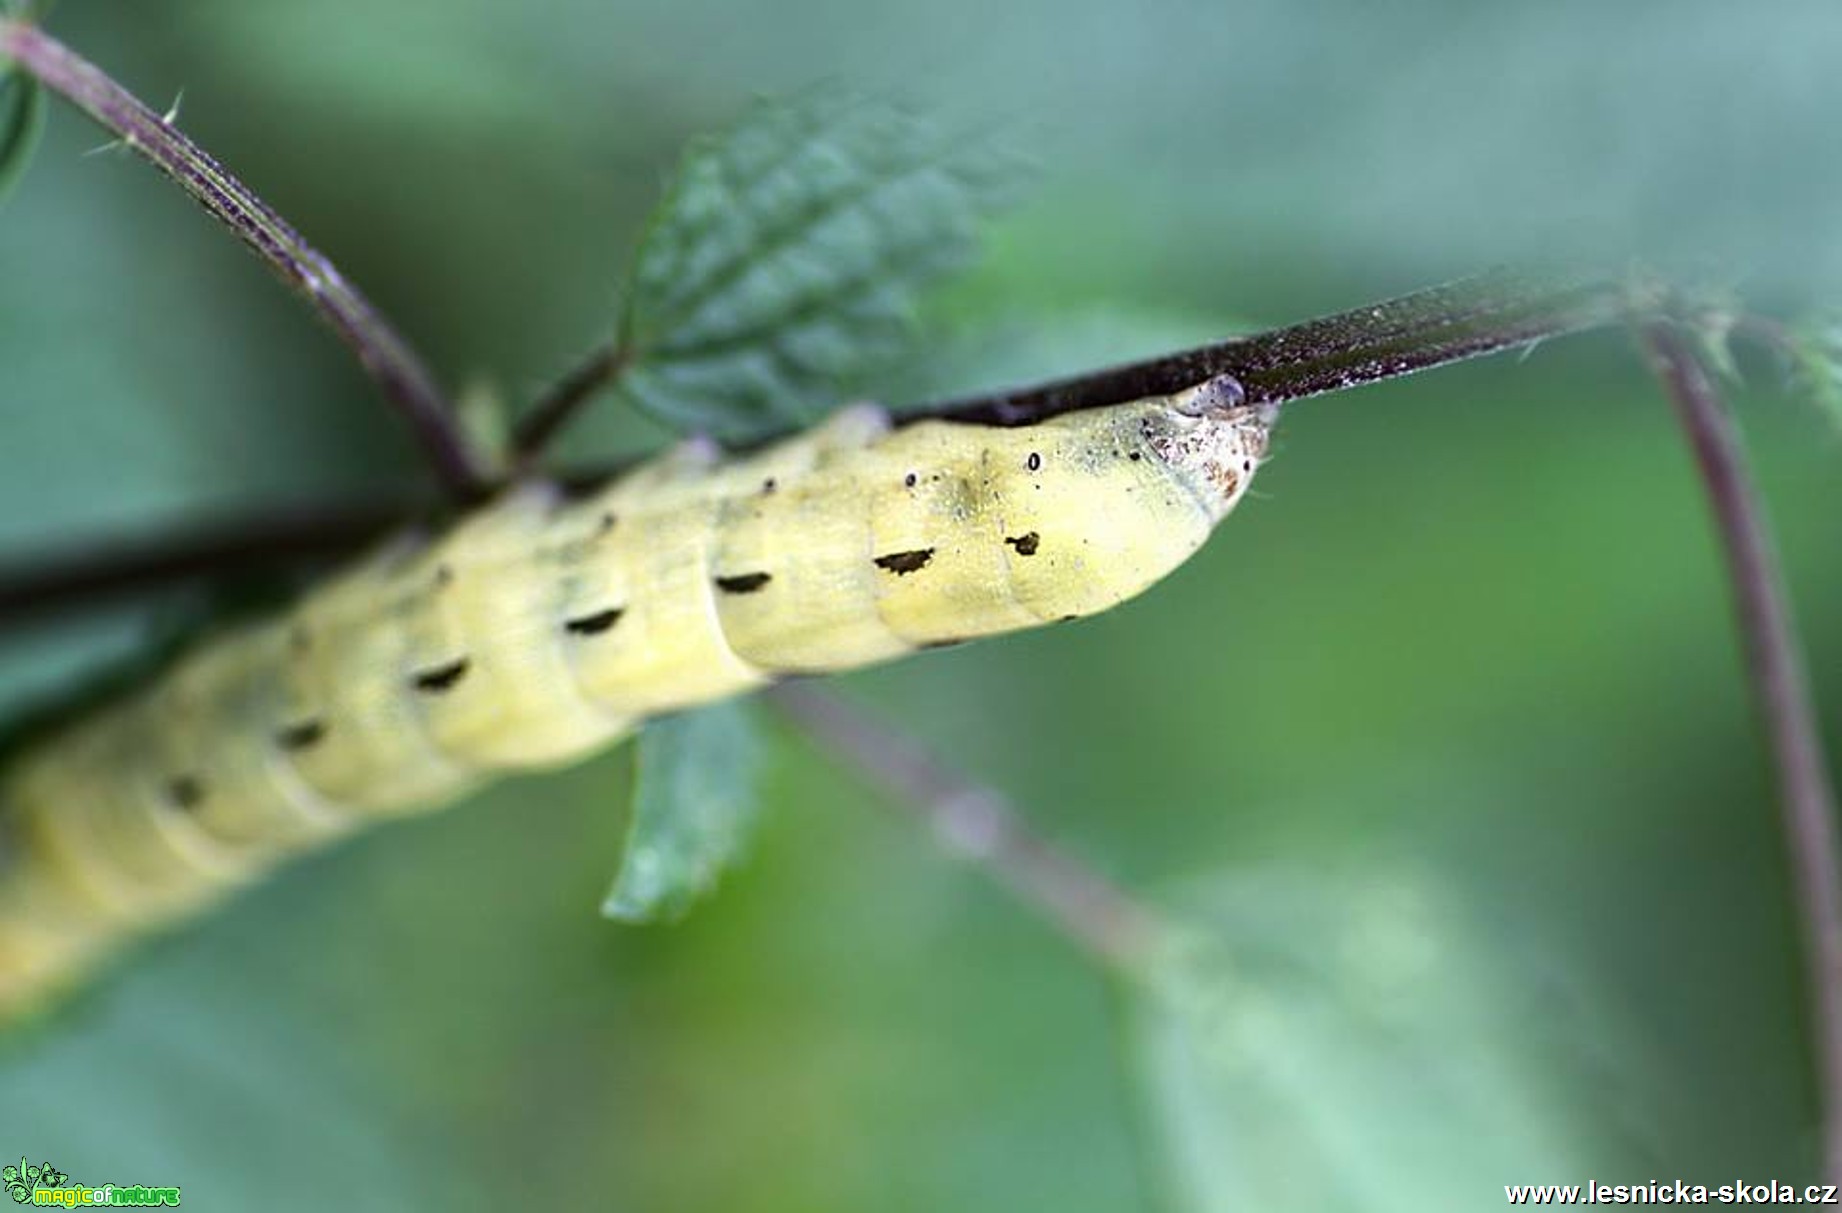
3 1158 24 1204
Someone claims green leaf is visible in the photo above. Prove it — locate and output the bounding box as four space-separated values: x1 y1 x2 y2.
1787 314 1842 435
1128 866 1655 1212
617 89 1022 439
603 699 768 923
0 47 45 208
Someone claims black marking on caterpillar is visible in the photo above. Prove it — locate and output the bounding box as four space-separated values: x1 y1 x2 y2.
920 638 969 650
411 657 471 694
874 549 935 576
904 472 918 488
564 607 625 636
1004 532 1041 556
165 775 205 811
714 572 773 595
275 718 328 752
761 478 777 495
1026 451 1042 472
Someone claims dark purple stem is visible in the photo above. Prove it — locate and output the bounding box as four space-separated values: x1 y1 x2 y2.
512 341 632 462
926 268 1623 425
0 497 416 626
0 18 494 501
1642 322 1842 1184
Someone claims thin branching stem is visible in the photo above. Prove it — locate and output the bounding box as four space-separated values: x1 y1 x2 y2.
0 497 417 626
512 341 632 461
0 18 495 501
770 681 1164 972
1641 321 1842 1183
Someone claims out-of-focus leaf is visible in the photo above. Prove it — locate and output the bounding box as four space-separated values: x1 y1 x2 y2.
617 89 1021 439
603 699 767 923
1129 865 1658 1213
0 46 45 209
454 376 511 476
1687 305 1742 385
1787 314 1842 436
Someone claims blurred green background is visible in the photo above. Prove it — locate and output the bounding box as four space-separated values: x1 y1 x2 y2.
2 1 1840 1208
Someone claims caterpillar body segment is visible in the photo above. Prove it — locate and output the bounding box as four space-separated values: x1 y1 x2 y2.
0 382 1274 1013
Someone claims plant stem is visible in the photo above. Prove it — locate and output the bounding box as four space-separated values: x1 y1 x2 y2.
0 498 415 626
515 272 1625 457
1641 321 1842 1184
770 681 1164 972
0 18 495 502
926 268 1625 425
512 341 632 462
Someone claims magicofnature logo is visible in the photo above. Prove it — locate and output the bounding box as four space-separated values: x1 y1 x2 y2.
3 1158 180 1207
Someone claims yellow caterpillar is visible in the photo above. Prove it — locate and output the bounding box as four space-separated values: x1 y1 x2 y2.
0 376 1272 1013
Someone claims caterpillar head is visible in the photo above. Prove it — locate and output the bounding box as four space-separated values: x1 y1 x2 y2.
1148 374 1278 520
